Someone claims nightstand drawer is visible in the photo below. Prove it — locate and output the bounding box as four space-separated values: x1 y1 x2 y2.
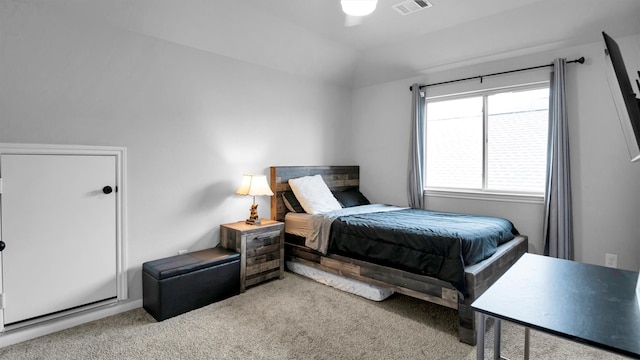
246 230 281 254
246 251 280 277
247 250 281 267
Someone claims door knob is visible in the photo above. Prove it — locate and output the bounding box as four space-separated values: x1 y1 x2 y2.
0 241 5 252
102 186 113 194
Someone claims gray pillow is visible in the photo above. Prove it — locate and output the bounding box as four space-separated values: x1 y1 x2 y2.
282 191 305 213
332 189 371 207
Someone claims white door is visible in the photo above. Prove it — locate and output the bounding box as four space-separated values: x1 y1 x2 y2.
0 154 117 325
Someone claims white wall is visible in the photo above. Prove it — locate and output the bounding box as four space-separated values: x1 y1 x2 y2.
352 34 640 270
0 5 353 301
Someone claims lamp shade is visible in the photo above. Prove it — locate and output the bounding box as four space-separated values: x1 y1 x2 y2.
341 0 378 16
235 174 274 197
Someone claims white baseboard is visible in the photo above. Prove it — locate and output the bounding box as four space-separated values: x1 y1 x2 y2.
0 299 143 348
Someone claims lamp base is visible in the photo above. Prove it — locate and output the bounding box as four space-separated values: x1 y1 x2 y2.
245 203 261 225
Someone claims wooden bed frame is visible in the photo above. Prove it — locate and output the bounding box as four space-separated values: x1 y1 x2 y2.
269 165 528 345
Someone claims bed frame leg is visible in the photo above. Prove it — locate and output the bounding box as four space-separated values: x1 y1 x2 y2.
457 301 477 345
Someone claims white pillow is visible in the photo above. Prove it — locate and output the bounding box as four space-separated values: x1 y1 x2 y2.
288 175 342 214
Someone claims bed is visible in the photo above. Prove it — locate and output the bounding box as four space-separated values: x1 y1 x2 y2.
270 166 528 345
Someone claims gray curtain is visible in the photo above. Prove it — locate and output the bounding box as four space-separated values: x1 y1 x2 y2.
543 58 573 259
408 84 425 209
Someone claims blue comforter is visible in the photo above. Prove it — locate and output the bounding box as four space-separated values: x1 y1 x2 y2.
328 208 519 295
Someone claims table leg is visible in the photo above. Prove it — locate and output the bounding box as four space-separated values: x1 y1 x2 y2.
494 319 501 360
476 312 485 360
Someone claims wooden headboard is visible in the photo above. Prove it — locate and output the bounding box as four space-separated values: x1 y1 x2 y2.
269 166 360 222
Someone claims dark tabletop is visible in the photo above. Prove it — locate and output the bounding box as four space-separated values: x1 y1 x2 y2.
471 253 640 358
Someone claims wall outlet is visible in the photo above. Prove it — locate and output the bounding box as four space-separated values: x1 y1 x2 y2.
605 253 618 268
178 249 188 255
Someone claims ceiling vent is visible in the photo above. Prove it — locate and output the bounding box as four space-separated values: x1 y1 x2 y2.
392 0 432 15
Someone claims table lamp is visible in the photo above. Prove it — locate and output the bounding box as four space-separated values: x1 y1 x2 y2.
235 174 274 225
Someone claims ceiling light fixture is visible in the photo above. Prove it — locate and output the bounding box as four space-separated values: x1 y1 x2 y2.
341 0 378 17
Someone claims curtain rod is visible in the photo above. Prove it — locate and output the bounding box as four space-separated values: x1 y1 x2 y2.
409 57 585 91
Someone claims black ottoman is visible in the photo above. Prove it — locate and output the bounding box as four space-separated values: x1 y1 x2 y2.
142 247 240 321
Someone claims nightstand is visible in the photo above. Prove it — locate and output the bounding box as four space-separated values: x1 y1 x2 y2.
219 219 284 292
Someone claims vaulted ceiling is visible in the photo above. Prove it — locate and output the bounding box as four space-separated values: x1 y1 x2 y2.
14 0 640 88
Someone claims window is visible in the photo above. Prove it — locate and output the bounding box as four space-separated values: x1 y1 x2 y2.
425 84 549 196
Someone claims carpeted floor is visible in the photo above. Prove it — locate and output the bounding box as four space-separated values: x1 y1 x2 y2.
0 273 629 359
